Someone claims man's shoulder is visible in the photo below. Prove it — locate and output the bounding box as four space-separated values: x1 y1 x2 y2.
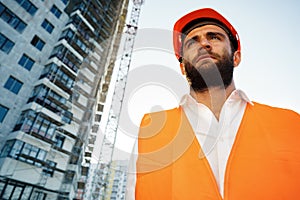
143 107 181 116
252 102 299 115
251 102 300 124
139 107 182 127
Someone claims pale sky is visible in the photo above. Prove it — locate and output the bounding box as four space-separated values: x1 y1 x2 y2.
108 0 300 159
137 0 300 110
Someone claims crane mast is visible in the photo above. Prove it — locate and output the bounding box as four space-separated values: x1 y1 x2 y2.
100 0 144 165
91 0 144 199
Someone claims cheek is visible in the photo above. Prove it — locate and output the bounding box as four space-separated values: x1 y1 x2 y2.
182 48 198 63
219 45 232 59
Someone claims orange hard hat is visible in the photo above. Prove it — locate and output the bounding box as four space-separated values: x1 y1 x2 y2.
173 8 240 62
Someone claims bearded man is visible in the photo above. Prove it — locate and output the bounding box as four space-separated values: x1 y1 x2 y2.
126 8 300 200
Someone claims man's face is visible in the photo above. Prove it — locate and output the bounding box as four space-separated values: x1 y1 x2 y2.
181 25 237 91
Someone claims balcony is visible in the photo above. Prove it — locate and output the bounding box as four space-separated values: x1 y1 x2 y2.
12 109 64 143
70 9 95 32
60 28 90 57
60 56 80 74
67 14 95 40
40 63 75 95
28 84 69 108
51 43 82 72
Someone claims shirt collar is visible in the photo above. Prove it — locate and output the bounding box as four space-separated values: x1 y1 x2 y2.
179 89 253 106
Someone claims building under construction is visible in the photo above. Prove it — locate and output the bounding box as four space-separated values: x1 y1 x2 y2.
0 0 130 199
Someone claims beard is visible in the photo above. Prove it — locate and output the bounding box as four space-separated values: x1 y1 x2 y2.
183 51 234 92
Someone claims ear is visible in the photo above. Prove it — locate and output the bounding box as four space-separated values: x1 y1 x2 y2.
180 62 186 75
233 50 241 67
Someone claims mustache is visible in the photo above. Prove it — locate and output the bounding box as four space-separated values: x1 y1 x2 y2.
191 51 221 65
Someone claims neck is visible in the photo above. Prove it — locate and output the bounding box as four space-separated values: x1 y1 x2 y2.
190 81 236 120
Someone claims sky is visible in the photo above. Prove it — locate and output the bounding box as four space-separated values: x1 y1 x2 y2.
104 0 300 160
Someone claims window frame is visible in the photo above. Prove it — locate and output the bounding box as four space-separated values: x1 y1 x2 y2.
50 5 62 18
15 110 57 140
53 134 65 148
18 54 35 70
14 0 38 16
42 160 57 177
0 32 15 54
0 139 48 166
41 19 54 34
30 35 45 51
0 104 9 123
61 0 68 5
0 3 27 33
4 76 23 94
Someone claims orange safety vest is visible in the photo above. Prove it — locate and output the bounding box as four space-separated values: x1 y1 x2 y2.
136 102 300 200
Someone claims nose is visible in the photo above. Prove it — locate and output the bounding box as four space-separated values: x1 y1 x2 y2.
199 37 211 51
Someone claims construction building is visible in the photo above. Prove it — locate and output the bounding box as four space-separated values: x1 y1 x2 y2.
0 0 129 199
83 160 128 200
102 160 128 200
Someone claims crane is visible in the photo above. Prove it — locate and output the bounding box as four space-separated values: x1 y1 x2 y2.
90 0 145 199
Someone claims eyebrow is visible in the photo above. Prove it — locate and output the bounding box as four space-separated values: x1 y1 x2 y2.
206 31 226 39
184 31 227 47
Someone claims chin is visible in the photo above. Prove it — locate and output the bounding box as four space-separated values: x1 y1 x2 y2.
195 59 216 69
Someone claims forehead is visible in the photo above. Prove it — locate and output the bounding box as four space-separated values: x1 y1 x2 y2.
184 24 229 40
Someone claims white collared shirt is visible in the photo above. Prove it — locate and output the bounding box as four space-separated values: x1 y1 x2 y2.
180 89 252 197
126 89 252 199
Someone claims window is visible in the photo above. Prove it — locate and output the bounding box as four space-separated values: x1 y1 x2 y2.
50 45 81 73
63 170 75 183
0 5 4 16
31 35 45 51
62 111 72 124
41 19 54 33
0 179 28 200
53 134 65 148
0 104 9 123
8 140 23 159
0 139 47 167
43 160 57 177
97 104 104 112
0 3 27 33
0 33 14 54
18 54 34 70
0 140 14 158
91 124 99 133
50 5 62 18
61 0 68 5
74 36 88 53
14 110 35 132
95 114 101 122
4 76 23 94
32 115 55 139
32 191 47 200
27 85 71 123
60 28 74 40
22 144 38 164
14 0 38 16
14 110 56 140
41 63 75 92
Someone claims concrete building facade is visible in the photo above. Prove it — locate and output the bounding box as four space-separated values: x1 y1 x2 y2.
0 0 129 199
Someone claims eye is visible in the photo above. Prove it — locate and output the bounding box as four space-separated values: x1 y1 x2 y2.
210 35 221 40
185 39 197 48
207 32 223 41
